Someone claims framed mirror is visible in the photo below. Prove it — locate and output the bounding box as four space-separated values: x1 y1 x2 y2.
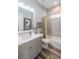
18 1 36 33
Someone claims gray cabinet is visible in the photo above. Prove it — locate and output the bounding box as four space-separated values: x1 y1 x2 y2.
18 37 42 59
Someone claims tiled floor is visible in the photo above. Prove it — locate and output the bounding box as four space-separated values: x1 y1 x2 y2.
34 48 49 59
34 48 61 59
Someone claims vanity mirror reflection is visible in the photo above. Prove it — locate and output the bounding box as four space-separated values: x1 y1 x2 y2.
18 2 36 33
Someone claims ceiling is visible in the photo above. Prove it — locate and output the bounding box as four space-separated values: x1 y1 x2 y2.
36 0 61 9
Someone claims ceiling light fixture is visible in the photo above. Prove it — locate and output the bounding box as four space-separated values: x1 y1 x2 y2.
54 1 58 5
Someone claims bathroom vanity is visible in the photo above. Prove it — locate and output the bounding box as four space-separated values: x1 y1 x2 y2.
18 1 43 59
18 34 43 59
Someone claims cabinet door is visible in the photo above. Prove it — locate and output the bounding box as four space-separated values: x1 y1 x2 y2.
21 47 33 59
19 41 34 59
31 37 42 57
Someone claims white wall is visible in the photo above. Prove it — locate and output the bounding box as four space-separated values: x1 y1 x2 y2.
47 5 61 37
18 8 23 31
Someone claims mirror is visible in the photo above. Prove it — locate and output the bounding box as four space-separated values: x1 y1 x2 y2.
18 1 36 32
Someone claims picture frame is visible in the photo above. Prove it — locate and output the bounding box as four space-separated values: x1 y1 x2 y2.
23 18 32 30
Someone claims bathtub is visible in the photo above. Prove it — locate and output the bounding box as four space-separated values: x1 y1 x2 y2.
47 35 61 50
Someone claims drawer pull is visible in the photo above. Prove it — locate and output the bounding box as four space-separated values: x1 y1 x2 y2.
28 46 32 49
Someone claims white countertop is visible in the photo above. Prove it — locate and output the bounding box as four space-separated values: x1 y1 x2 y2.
18 34 43 46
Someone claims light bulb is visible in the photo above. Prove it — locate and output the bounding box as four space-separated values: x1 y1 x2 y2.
54 2 58 5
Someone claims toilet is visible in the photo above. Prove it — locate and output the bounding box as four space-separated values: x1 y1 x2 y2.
42 38 49 49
